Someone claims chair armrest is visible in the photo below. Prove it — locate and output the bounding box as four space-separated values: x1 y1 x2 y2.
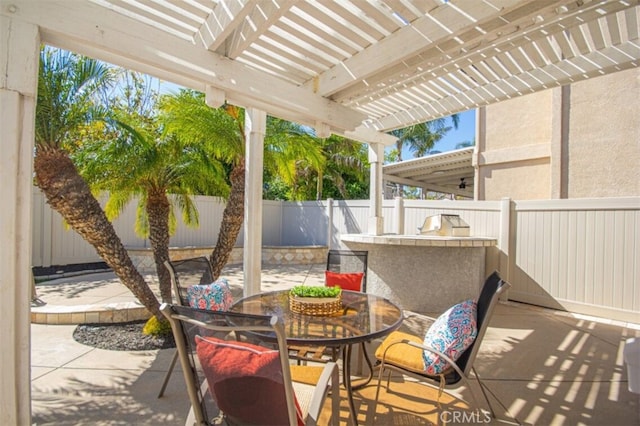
306 362 340 426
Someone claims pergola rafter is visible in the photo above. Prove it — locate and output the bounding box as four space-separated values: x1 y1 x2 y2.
4 0 635 136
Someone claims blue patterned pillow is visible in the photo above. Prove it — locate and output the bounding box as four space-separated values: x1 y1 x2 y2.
423 299 477 375
187 278 233 311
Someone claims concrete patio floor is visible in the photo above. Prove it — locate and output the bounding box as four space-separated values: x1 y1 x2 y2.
31 264 640 425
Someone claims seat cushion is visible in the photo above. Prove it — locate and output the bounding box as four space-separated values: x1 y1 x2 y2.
325 270 364 291
195 336 304 426
422 299 477 375
375 331 426 372
290 364 326 385
186 278 233 311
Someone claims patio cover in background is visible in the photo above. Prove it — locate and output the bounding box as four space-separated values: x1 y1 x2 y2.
383 147 474 198
2 1 640 423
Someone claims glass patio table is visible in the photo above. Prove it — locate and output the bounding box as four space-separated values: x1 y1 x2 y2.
230 289 404 425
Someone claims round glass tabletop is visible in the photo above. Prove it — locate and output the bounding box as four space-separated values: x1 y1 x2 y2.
231 289 404 346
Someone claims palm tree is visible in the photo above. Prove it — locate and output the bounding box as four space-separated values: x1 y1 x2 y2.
35 47 162 318
75 79 228 303
388 115 460 196
455 139 475 149
313 135 368 200
161 91 325 278
263 119 325 201
161 92 244 279
264 133 368 201
389 115 460 162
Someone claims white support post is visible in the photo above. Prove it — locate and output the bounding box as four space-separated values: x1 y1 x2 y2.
326 198 334 249
0 16 40 426
499 197 513 299
394 196 404 235
368 143 384 235
243 108 266 297
205 85 225 108
473 106 485 201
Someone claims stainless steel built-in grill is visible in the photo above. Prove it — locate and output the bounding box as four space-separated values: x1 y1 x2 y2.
417 214 470 237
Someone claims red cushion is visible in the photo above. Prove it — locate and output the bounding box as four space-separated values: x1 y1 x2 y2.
195 336 304 425
325 270 364 292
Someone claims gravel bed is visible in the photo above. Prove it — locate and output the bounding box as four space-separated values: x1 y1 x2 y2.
73 321 175 351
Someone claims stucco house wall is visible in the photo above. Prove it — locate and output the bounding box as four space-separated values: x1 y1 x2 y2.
477 89 553 200
479 67 640 200
478 158 550 201
484 89 554 151
566 69 640 198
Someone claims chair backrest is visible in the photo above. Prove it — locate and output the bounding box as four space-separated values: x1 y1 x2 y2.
454 271 510 380
160 303 300 426
164 257 214 306
326 249 368 291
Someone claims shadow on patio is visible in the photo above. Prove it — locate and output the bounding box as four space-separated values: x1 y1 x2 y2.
31 267 639 425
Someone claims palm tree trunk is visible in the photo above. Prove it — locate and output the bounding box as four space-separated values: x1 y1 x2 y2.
316 170 323 201
210 159 245 279
34 148 161 318
146 189 172 303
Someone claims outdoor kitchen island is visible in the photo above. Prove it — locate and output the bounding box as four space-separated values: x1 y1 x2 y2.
341 233 497 313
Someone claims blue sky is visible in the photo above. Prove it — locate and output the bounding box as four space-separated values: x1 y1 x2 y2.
385 109 476 161
431 109 476 153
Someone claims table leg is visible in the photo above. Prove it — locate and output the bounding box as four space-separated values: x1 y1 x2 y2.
342 342 376 425
343 344 359 426
350 342 374 390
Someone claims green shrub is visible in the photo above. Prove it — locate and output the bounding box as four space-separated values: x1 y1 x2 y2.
143 315 172 337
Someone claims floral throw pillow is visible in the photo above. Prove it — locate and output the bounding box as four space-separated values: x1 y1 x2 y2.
195 335 304 426
422 299 477 375
186 278 233 311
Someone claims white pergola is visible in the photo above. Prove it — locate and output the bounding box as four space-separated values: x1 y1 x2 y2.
1 0 639 423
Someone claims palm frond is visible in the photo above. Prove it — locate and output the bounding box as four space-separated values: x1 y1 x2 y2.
104 190 135 221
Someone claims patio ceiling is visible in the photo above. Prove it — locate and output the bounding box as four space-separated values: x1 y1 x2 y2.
383 147 474 197
3 0 639 142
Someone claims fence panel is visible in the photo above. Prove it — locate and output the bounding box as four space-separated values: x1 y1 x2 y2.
261 201 283 246
281 201 327 246
169 195 227 248
330 200 369 249
510 198 639 322
402 199 502 237
31 187 639 322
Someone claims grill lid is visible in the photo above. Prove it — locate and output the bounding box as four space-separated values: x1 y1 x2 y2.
418 214 470 237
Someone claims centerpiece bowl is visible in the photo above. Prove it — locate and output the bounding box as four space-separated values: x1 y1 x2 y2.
289 285 342 316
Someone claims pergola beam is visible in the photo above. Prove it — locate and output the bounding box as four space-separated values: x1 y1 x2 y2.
5 0 365 133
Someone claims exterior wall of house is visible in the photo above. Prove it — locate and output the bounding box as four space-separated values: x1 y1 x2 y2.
484 89 554 150
478 158 550 201
480 67 640 200
566 69 640 198
478 90 553 200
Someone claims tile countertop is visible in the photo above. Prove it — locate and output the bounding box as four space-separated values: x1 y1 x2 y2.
341 233 497 247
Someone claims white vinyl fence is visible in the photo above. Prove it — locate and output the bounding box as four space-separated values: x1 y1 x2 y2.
508 198 639 322
32 188 639 322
